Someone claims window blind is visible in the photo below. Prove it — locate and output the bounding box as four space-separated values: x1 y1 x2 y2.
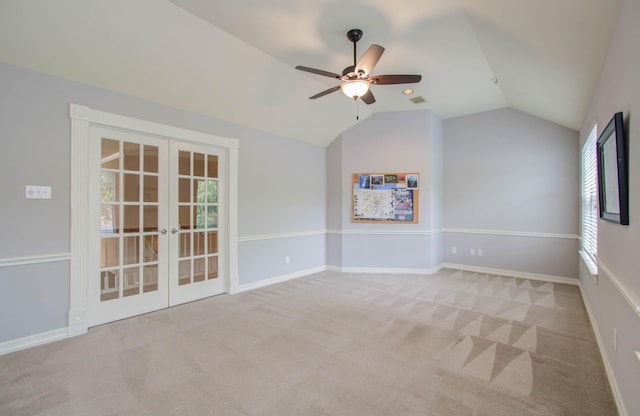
581 124 598 269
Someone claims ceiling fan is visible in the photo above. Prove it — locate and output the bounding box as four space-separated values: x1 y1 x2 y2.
295 29 422 105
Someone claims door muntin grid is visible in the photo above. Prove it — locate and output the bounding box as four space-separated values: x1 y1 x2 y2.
100 139 160 301
177 150 219 286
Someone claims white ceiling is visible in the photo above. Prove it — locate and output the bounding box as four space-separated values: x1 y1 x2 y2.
0 0 622 146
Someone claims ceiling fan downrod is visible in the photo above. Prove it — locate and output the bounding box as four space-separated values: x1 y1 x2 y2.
347 29 363 67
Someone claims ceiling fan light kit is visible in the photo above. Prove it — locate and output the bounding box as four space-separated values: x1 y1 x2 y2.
342 79 369 99
296 28 422 106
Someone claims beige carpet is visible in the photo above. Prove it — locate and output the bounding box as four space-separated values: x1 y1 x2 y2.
0 269 617 415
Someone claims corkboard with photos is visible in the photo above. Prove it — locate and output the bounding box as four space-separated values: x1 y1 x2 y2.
352 173 419 223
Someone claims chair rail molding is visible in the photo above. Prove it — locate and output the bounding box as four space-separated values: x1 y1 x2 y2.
597 258 640 319
0 253 70 268
443 228 579 240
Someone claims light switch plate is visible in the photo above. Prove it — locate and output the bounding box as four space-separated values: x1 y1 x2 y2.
25 185 52 199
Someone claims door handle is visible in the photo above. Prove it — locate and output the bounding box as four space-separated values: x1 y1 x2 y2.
160 228 168 235
171 228 179 234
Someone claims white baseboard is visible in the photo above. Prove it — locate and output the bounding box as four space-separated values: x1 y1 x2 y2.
230 266 328 294
579 281 627 416
328 265 443 275
441 263 578 286
0 327 68 356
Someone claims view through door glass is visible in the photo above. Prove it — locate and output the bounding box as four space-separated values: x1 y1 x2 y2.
177 150 219 286
100 139 160 301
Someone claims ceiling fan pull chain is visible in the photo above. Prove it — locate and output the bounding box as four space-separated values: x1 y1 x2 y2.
355 97 359 120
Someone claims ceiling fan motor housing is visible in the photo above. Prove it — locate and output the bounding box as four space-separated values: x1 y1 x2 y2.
342 65 357 78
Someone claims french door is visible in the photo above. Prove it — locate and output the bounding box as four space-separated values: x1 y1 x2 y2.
88 127 226 326
169 141 225 306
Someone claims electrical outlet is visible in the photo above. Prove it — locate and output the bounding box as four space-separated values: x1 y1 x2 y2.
613 328 617 351
470 249 475 256
285 255 290 264
478 249 483 257
451 247 457 254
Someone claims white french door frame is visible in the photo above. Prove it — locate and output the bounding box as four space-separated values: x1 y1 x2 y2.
69 103 238 336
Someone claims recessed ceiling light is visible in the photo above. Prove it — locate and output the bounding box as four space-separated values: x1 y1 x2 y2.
402 88 414 95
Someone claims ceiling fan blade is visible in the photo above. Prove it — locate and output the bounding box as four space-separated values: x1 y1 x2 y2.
360 89 376 105
295 66 341 79
369 74 422 85
355 44 384 76
309 85 341 99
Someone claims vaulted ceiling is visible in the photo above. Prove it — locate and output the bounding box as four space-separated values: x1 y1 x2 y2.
0 0 622 146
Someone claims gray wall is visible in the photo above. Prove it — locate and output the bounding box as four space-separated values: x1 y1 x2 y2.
326 136 343 266
443 108 579 278
578 0 640 413
327 110 443 271
0 62 327 342
429 113 445 265
237 126 327 283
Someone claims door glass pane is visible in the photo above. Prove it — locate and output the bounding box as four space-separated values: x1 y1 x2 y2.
98 137 165 307
143 265 158 293
178 260 191 285
100 270 119 301
144 175 158 202
101 238 119 268
207 231 218 254
101 205 119 234
123 174 140 202
172 148 223 293
207 256 218 280
123 142 140 171
179 232 191 258
194 153 205 177
123 206 140 233
207 180 218 203
194 179 206 203
207 206 218 228
123 267 140 297
143 206 158 232
194 232 205 256
101 139 120 169
123 236 139 265
194 258 205 282
207 155 218 178
179 205 190 230
101 172 119 202
143 145 158 173
194 205 205 229
178 151 190 175
178 178 190 203
144 235 158 262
